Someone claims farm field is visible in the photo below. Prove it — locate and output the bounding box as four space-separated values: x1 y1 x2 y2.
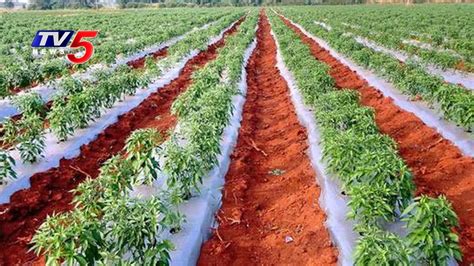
0 4 472 266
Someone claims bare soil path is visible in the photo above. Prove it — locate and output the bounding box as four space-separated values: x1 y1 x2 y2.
0 18 244 266
198 12 338 266
278 14 474 265
0 46 168 148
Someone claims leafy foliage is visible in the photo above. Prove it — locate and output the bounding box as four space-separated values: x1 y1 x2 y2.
57 77 85 96
17 112 46 163
0 149 16 185
354 226 411 266
32 133 177 265
0 8 233 97
47 95 74 141
402 195 462 264
125 128 162 185
268 11 461 264
278 6 474 131
278 5 474 72
1 112 45 163
31 10 258 265
12 92 46 118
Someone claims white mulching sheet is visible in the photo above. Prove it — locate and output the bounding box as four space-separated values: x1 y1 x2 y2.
130 38 256 265
271 25 357 266
281 15 474 157
0 53 194 203
353 35 474 91
401 39 463 57
0 19 240 203
314 21 332 31
281 16 462 266
0 22 214 122
307 19 474 91
168 38 256 266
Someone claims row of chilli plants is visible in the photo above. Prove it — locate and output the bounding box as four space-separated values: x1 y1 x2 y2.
276 8 474 132
269 12 462 265
0 12 245 185
293 5 473 72
29 11 258 265
0 8 231 98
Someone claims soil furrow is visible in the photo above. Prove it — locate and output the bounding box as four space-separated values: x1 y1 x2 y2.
126 46 168 69
198 12 338 265
0 19 244 266
0 47 168 149
279 15 474 265
8 42 169 97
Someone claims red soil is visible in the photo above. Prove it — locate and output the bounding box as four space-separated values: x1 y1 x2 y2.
126 46 168 69
8 35 168 96
0 19 244 266
279 15 474 265
10 81 40 95
198 12 338 266
0 48 167 147
5 46 167 121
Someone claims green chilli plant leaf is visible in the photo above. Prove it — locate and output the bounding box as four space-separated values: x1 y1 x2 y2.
101 196 174 265
125 128 162 185
31 209 104 266
401 195 462 264
32 155 176 265
347 182 398 227
0 71 10 98
12 92 46 117
354 226 411 266
163 137 203 200
48 94 75 142
16 112 45 164
144 55 159 77
0 149 16 185
72 157 135 215
1 112 46 163
1 118 19 145
57 77 84 96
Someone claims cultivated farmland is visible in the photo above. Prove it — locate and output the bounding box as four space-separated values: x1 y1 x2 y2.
0 5 472 266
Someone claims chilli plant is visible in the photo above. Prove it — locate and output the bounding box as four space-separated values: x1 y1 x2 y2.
32 136 176 265
47 94 74 141
402 195 462 264
125 128 162 186
268 11 461 264
0 149 16 185
1 112 45 164
354 226 411 266
12 92 46 118
31 11 257 265
16 112 46 164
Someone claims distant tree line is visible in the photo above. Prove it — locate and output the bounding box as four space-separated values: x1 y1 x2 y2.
1 0 27 8
24 0 473 10
119 0 472 6
116 0 259 8
4 0 15 8
26 0 256 9
27 0 101 9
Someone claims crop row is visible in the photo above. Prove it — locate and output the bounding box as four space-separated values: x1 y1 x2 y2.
29 10 258 265
0 8 232 98
277 7 474 132
269 11 461 265
281 5 473 72
0 11 245 186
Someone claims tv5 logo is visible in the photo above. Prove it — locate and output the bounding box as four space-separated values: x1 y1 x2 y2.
32 30 99 64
